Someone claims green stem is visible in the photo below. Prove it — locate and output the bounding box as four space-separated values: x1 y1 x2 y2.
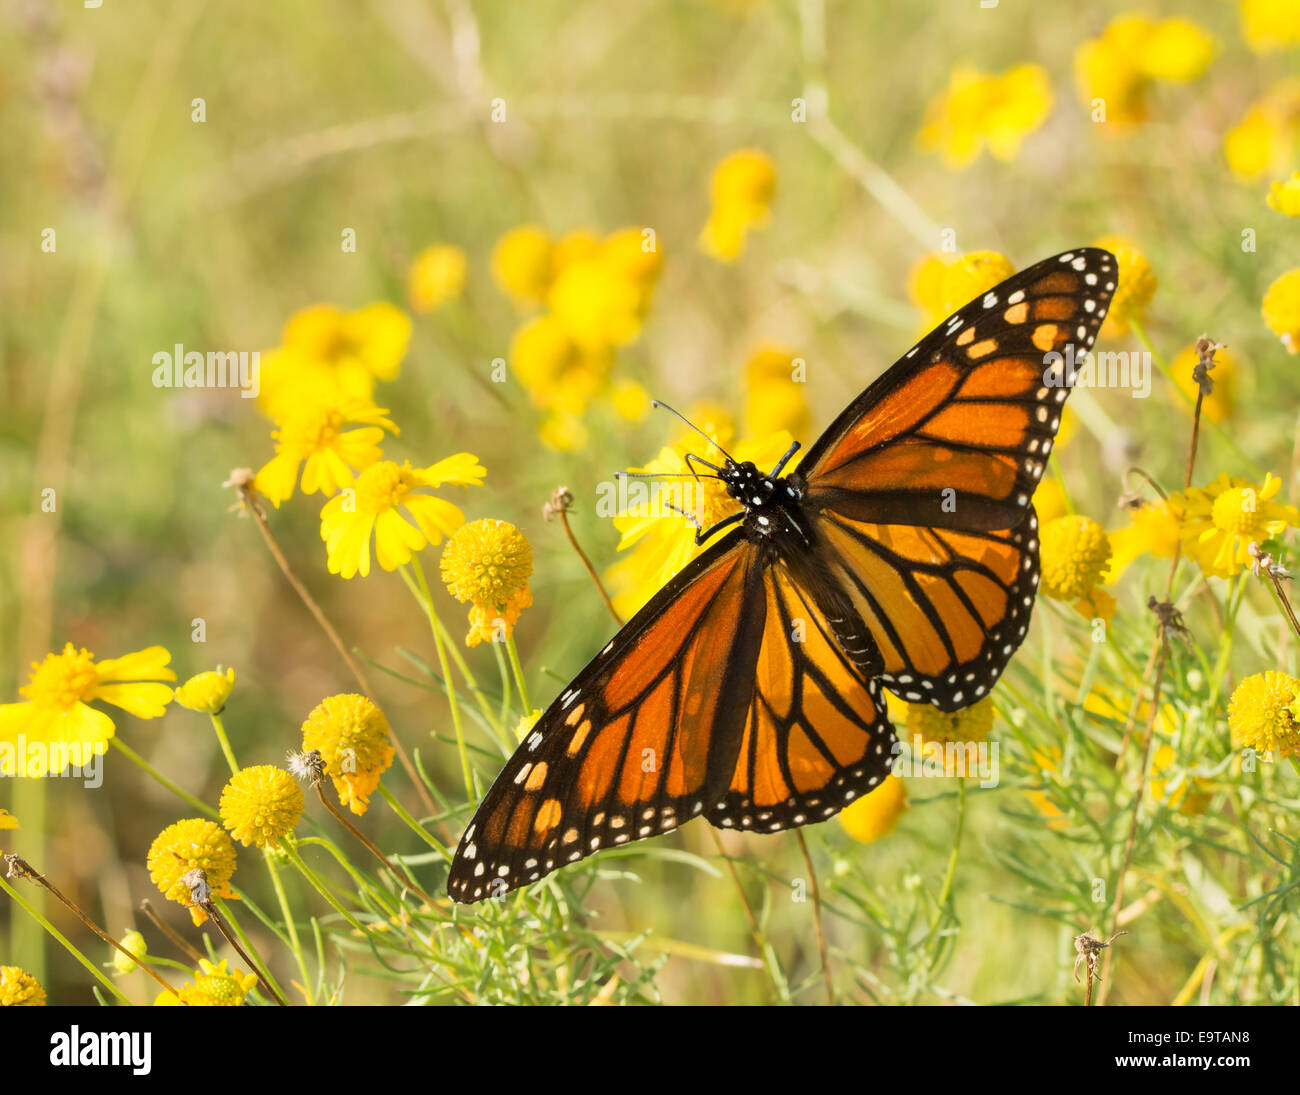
208 712 240 776
928 778 967 939
282 840 370 934
264 852 313 1005
506 636 532 712
110 738 219 819
380 783 452 859
401 561 473 798
0 873 132 1005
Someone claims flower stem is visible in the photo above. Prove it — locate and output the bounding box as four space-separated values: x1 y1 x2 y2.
0 870 133 1005
379 783 453 858
401 560 473 798
209 897 288 1005
315 784 440 903
110 738 219 820
793 830 834 1005
506 635 532 712
209 712 240 775
264 852 314 1005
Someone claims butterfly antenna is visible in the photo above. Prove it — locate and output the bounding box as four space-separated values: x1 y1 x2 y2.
650 400 737 464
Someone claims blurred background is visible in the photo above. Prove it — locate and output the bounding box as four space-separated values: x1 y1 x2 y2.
2 0 1298 1004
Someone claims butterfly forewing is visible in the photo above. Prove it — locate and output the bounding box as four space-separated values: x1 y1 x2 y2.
796 248 1117 708
447 531 766 902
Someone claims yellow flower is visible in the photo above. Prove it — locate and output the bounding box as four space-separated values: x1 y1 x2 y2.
440 519 534 646
513 708 543 742
1106 499 1181 581
173 668 236 714
1239 0 1300 53
743 345 811 441
699 148 776 262
1224 79 1300 181
919 63 1052 168
154 958 257 1007
1267 172 1300 216
839 775 908 843
0 644 175 776
907 696 995 746
0 808 16 831
609 378 653 423
909 250 1016 329
1169 344 1237 422
1170 472 1299 579
537 412 590 453
1033 478 1069 524
1228 671 1300 758
254 394 397 509
1040 515 1116 620
607 424 795 615
112 930 148 975
300 694 394 815
0 966 46 1006
409 244 467 314
492 225 554 306
1094 235 1155 336
259 303 412 417
1075 15 1215 129
548 255 646 352
220 765 305 849
1262 267 1300 353
510 314 611 417
147 818 238 926
1148 743 1212 815
320 454 485 579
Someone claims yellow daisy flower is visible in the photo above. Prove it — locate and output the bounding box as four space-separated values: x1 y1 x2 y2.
1094 235 1156 336
0 808 17 831
537 412 591 453
606 423 795 616
440 519 534 646
919 63 1052 168
173 667 236 714
254 394 397 509
0 966 46 1006
839 775 908 844
258 303 412 418
1262 267 1300 353
1169 472 1299 579
699 148 776 262
147 818 238 926
609 378 653 423
154 958 258 1007
1105 499 1181 581
0 644 175 776
510 313 611 417
1228 671 1300 758
409 244 467 314
219 765 305 849
1239 0 1300 53
909 250 1016 330
1039 515 1116 620
320 453 485 579
1267 172 1300 216
1075 15 1215 129
300 694 394 815
1224 79 1300 181
907 696 995 746
743 344 811 441
492 225 554 306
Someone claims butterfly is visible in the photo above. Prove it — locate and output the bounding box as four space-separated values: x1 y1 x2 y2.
448 247 1116 903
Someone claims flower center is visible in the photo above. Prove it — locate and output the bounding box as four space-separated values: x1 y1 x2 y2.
278 406 345 455
1211 487 1263 538
355 461 413 514
20 646 98 710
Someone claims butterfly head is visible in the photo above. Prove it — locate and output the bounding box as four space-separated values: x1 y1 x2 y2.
721 460 777 509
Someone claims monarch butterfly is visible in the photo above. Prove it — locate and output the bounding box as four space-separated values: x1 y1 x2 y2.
449 247 1116 903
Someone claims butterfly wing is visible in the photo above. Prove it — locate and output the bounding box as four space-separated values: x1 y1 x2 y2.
447 530 767 903
794 248 1117 708
707 551 896 832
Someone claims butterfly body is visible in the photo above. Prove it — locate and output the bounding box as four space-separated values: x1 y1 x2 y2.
448 247 1117 903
